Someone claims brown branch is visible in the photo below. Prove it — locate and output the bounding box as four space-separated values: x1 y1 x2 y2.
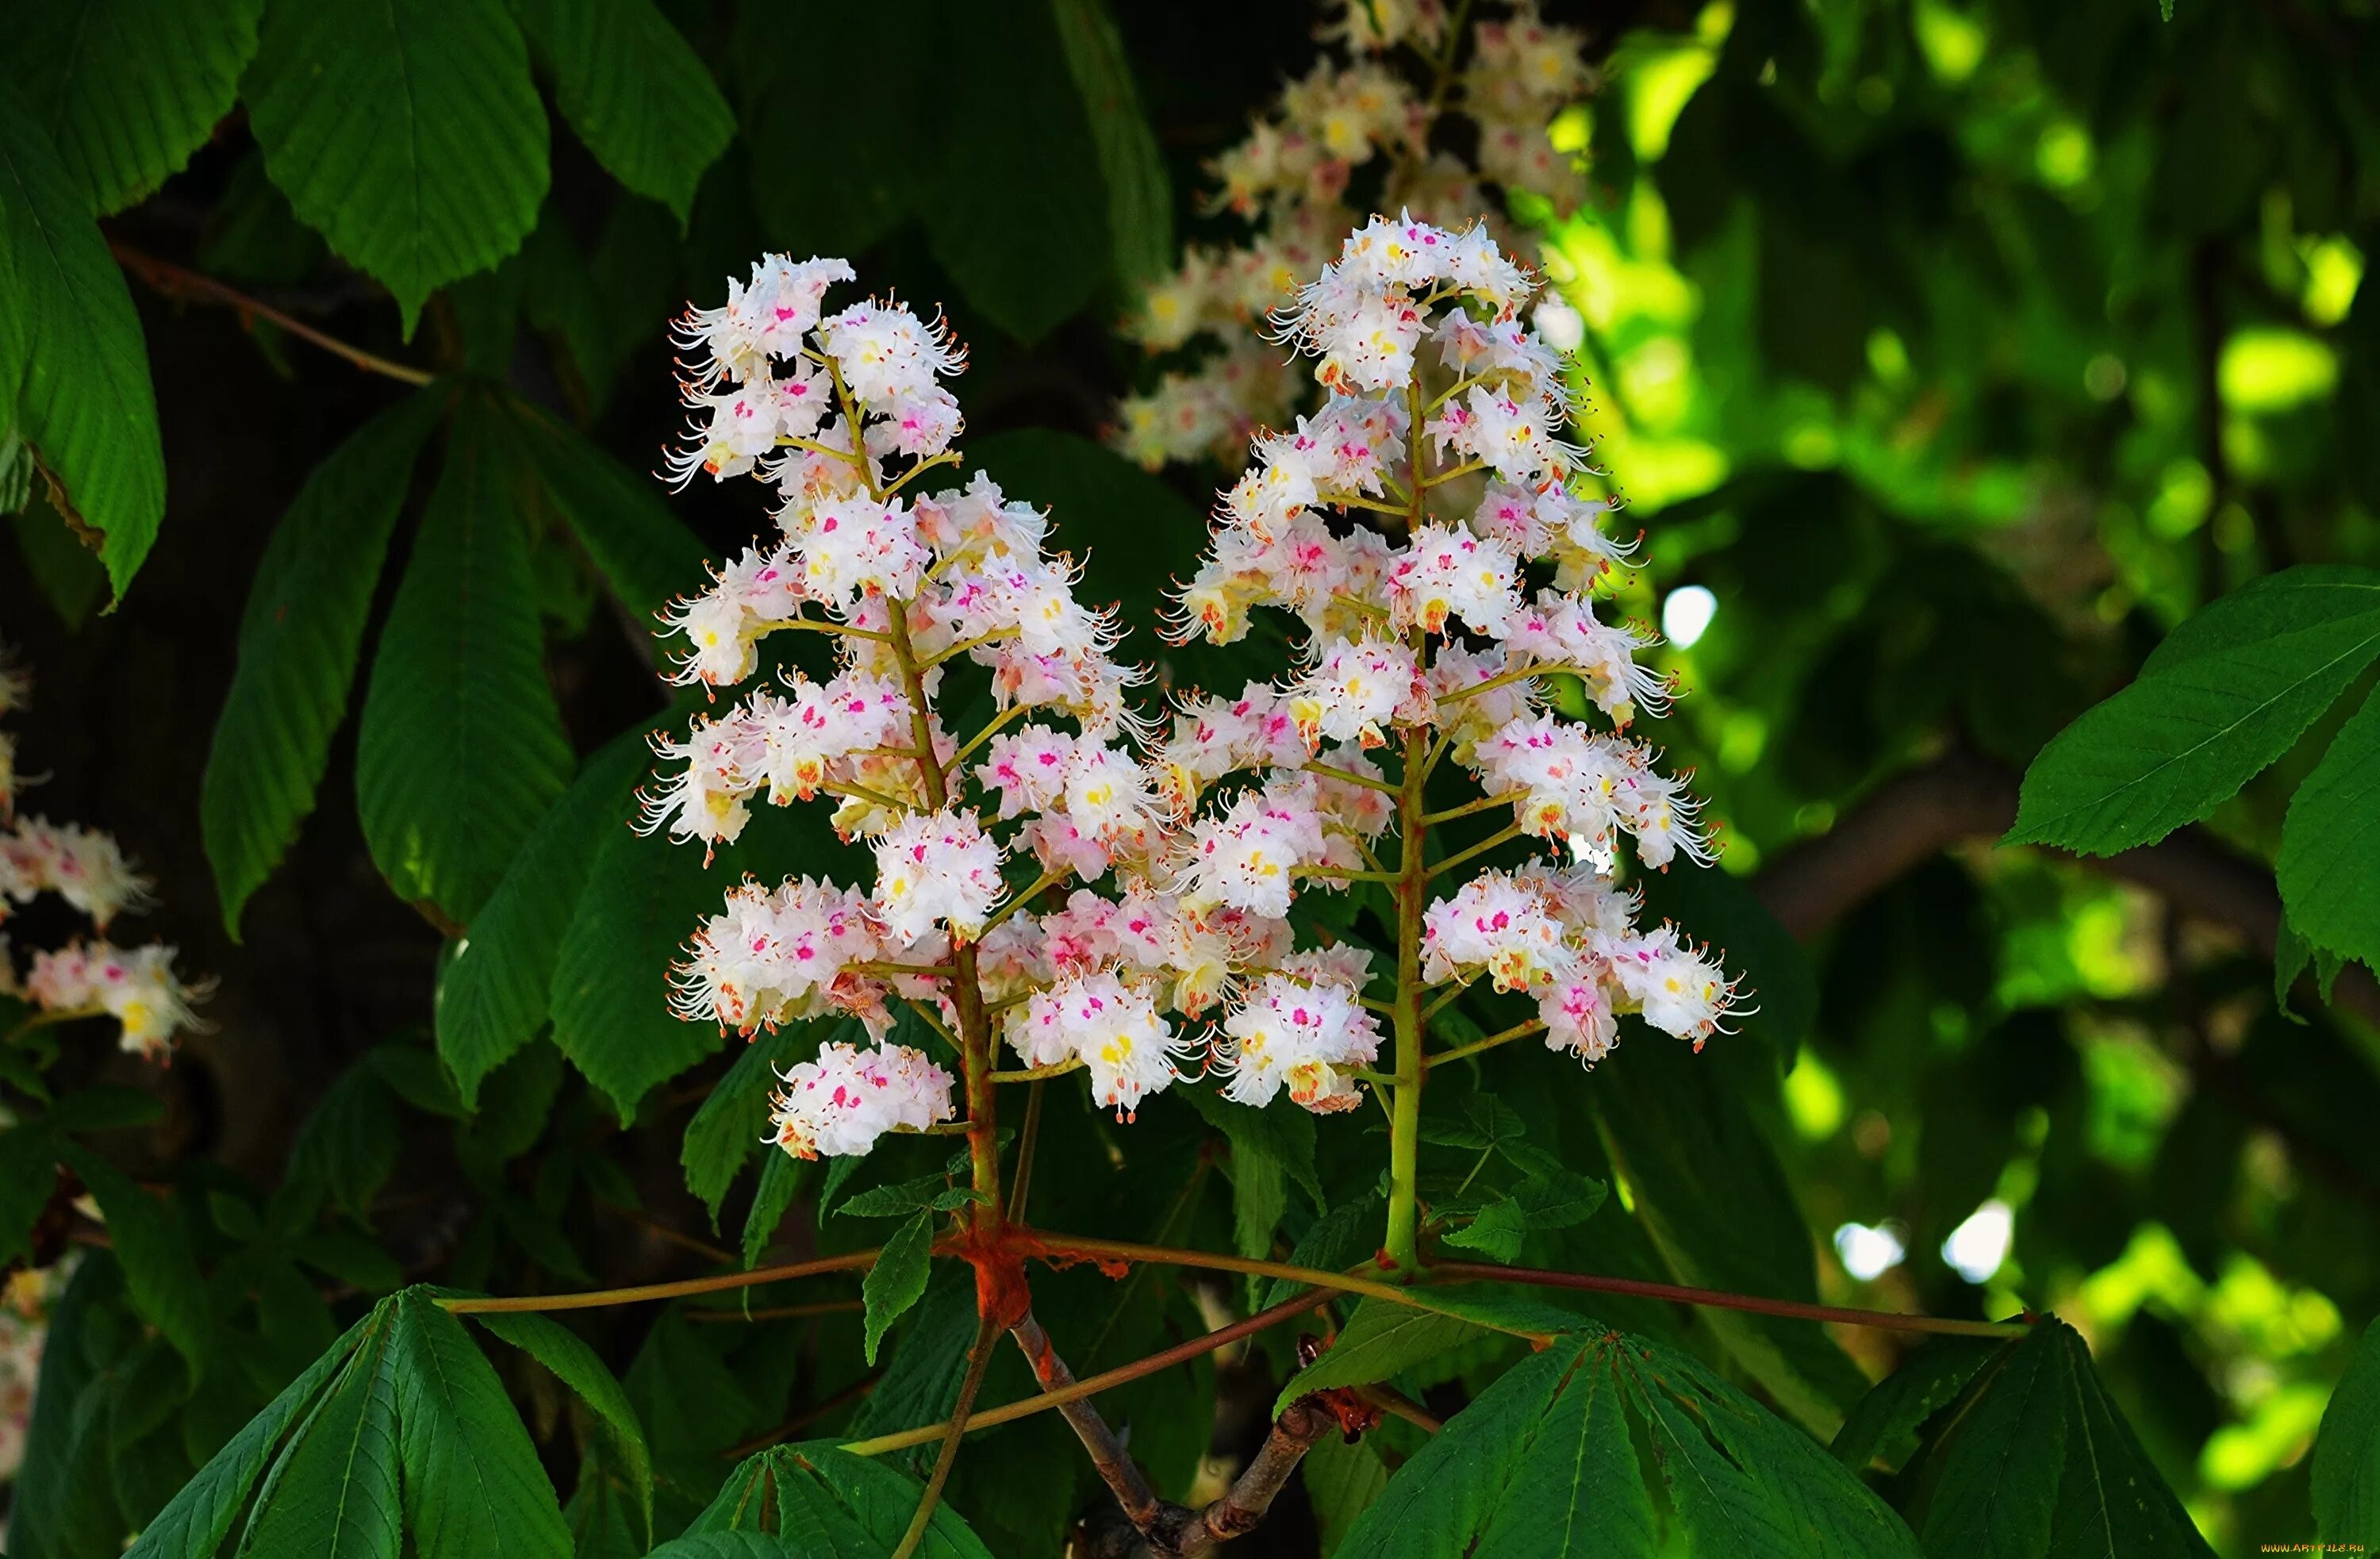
1747 746 2380 1029
109 243 436 386
1426 1261 2027 1338
1011 1309 1164 1532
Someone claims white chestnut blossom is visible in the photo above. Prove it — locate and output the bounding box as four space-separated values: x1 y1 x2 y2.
1219 970 1381 1114
766 1039 955 1159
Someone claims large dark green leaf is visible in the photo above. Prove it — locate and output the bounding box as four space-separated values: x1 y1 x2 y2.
436 728 651 1105
2008 566 2380 855
510 0 732 223
59 1143 209 1375
1339 1327 1914 1557
356 398 574 924
2309 1318 2380 1548
1898 1319 2213 1558
2278 681 2380 969
1047 0 1170 291
241 1312 404 1559
509 398 714 624
389 1289 574 1557
17 0 263 213
1587 1037 1868 1434
272 1059 401 1227
691 1441 994 1558
202 389 444 935
467 1308 652 1544
1182 1084 1322 1262
10 1257 129 1559
0 80 165 594
243 0 550 332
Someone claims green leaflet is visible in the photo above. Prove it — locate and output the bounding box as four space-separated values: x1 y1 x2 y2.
466 1308 652 1546
1303 1432 1392 1556
509 0 732 223
2278 679 2380 970
435 728 653 1106
0 80 166 594
1272 1290 1579 1416
1831 1334 2003 1475
682 1021 825 1222
271 1058 401 1227
1047 0 1172 290
11 1257 132 1559
0 1123 55 1265
507 394 714 623
59 1143 210 1377
843 1269 977 1477
2008 566 2380 855
243 0 550 332
355 397 574 925
389 1290 574 1558
1183 1084 1322 1262
17 0 264 213
202 389 445 937
242 1314 405 1559
1898 1319 2213 1558
2314 1318 2380 1549
742 1150 809 1269
862 1211 935 1365
692 1441 993 1558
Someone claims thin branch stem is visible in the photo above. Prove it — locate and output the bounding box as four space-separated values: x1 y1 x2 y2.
899 997 962 1055
765 615 891 644
1426 1261 2033 1338
1427 1018 1545 1069
1420 973 1480 1024
889 1312 1002 1559
1020 1233 1434 1315
1429 824 1524 880
1315 487 1411 518
848 961 955 981
979 867 1069 939
437 1250 879 1314
923 627 1019 669
1420 458 1487 488
992 1058 1084 1084
1297 865 1402 885
110 243 436 386
1423 789 1526 826
883 448 963 498
823 779 914 814
682 1300 862 1323
1008 1082 1046 1224
949 704 1028 771
1303 762 1400 796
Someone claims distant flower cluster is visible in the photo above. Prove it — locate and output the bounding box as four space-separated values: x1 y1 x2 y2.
0 650 205 1058
1112 0 1595 470
646 228 1734 1165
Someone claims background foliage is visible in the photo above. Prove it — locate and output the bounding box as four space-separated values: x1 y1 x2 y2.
6 0 2380 1554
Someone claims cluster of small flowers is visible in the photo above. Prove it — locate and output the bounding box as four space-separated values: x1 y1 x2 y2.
1166 215 1742 1060
1112 0 1595 470
766 1039 955 1161
0 648 205 1059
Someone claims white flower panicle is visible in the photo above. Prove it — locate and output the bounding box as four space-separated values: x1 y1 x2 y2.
0 646 206 1061
1114 2 1596 470
766 1039 955 1160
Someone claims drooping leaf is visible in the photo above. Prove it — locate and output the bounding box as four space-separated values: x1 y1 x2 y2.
1184 1085 1322 1262
0 80 165 594
59 1142 209 1375
1441 1197 1529 1263
2278 681 2380 970
243 0 551 332
203 389 444 935
1261 1194 1383 1309
272 1059 401 1228
510 0 733 223
388 1289 574 1557
241 1312 405 1559
1303 1431 1392 1556
682 1020 819 1223
2314 1317 2380 1549
1898 1319 2213 1558
736 0 930 259
2008 566 2380 855
920 5 1109 342
862 1211 933 1365
506 386 713 624
436 728 651 1104
742 1150 808 1269
1047 0 1171 291
0 1123 56 1265
17 0 264 213
1273 1298 1488 1416
1831 1335 2003 1475
356 397 574 924
843 1268 977 1476
467 1308 652 1545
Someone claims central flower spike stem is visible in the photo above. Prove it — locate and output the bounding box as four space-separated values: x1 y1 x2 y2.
1384 367 1434 1276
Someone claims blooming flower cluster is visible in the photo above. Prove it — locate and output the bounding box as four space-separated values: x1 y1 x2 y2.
1165 213 1742 1071
0 645 205 1059
1112 0 1595 470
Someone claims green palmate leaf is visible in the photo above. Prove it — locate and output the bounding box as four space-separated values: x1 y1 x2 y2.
243 0 551 333
862 1211 934 1365
1047 0 1171 291
693 1441 994 1558
1261 1195 1382 1309
1441 1197 1529 1263
645 1535 792 1559
923 5 1109 341
2278 680 2380 970
389 1290 574 1557
510 0 733 222
737 0 930 257
1831 1335 2002 1474
466 1309 652 1545
2007 566 2380 855
242 1311 404 1559
682 1021 819 1222
0 81 166 594
12 482 109 627
843 1269 977 1475
58 1143 209 1376
1900 1319 2212 1558
509 399 713 623
837 1173 954 1220
356 400 574 924
125 1310 377 1559
436 728 651 1105
203 389 444 936
17 0 264 213
2315 1318 2380 1548
1304 1432 1392 1556
1588 1035 1868 1435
